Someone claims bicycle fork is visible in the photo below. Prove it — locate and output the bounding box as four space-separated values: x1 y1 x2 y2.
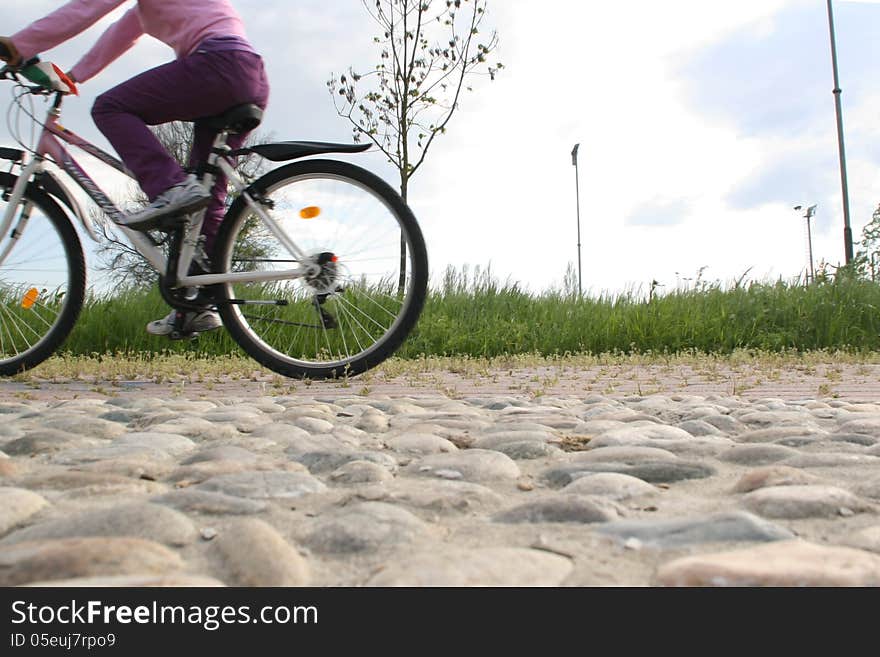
0 158 42 269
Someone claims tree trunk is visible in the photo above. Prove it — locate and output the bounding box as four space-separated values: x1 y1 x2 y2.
398 176 408 295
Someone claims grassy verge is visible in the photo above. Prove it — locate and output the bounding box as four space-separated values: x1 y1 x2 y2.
399 268 880 357
62 270 880 360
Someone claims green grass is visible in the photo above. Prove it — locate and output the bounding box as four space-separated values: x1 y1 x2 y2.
64 286 242 357
59 267 880 360
397 267 880 358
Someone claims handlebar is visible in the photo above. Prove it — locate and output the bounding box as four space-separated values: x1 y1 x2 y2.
1 54 40 77
1 61 32 85
0 41 14 79
0 41 40 78
0 65 20 83
1 56 76 101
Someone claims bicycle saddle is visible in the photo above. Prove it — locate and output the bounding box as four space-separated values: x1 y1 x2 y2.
230 141 371 162
203 103 263 134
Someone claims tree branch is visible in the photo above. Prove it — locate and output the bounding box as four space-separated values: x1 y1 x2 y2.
327 0 502 190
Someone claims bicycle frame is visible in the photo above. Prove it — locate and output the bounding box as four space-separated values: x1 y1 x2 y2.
0 90 312 290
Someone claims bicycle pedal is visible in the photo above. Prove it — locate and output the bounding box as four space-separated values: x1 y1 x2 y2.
169 330 199 341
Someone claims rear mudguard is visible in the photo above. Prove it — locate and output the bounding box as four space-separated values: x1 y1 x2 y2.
230 141 371 162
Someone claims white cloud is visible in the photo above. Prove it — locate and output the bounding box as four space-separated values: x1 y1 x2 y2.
407 0 879 293
2 0 877 294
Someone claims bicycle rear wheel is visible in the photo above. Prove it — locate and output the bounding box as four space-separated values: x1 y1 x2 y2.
213 159 428 379
0 172 86 375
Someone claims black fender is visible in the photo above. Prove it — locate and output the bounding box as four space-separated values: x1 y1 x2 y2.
229 141 371 162
0 147 24 163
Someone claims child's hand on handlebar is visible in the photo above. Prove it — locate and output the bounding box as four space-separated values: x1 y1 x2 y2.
0 37 22 67
21 62 78 95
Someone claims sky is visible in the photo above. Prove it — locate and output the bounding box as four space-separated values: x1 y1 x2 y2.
2 0 880 297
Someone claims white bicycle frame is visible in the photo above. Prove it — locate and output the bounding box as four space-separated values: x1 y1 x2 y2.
0 88 313 291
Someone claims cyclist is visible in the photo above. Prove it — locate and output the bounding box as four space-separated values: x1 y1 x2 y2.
0 0 270 336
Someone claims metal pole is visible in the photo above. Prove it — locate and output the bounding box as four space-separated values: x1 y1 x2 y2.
827 0 854 264
572 144 582 296
806 209 816 283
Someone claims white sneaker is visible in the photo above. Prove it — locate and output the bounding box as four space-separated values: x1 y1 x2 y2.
146 309 222 336
118 175 211 231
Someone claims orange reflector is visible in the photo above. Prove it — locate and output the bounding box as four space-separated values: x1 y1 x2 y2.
21 288 39 310
300 206 321 219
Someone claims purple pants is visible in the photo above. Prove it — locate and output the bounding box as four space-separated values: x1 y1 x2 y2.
92 45 270 256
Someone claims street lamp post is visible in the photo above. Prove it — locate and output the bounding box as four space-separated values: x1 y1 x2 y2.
826 0 854 264
794 204 817 283
571 143 582 297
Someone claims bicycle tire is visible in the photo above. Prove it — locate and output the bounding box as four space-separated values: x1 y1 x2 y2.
0 172 86 376
213 159 428 379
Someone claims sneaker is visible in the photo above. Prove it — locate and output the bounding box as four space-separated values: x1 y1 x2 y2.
118 175 211 231
146 309 222 336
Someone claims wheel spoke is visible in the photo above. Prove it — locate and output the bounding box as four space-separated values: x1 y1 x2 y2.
215 162 426 378
0 176 83 374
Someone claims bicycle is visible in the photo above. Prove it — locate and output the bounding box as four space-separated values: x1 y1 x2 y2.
0 56 428 379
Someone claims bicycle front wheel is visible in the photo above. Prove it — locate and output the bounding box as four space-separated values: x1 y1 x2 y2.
213 159 428 379
0 172 86 376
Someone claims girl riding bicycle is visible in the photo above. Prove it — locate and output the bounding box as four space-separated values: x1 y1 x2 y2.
0 0 270 336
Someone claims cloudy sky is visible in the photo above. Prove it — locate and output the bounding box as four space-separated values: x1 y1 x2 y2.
2 0 880 296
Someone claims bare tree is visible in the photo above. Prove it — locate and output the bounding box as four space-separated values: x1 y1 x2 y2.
94 122 267 290
854 203 880 281
327 0 503 288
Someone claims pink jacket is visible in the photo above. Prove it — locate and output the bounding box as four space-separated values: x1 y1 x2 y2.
12 0 251 83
